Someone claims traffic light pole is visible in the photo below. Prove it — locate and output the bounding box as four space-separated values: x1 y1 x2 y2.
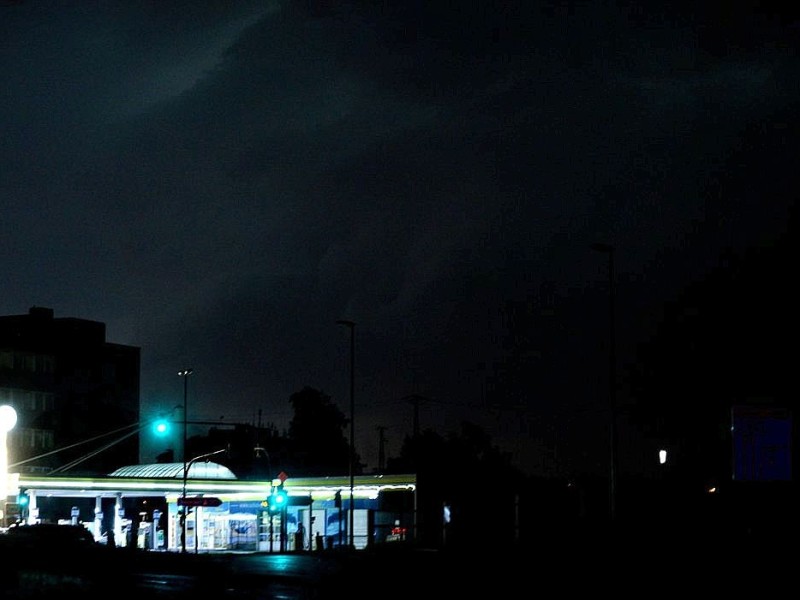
271 512 277 553
266 484 290 552
335 490 342 548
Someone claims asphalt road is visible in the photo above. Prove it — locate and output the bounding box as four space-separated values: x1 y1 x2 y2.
2 532 796 599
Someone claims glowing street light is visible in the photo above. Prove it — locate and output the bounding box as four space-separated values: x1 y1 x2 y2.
0 404 18 506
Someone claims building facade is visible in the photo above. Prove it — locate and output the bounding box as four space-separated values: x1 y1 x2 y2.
0 306 140 477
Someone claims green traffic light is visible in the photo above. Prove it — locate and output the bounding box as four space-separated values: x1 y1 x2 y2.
153 419 171 436
18 491 29 507
267 488 288 514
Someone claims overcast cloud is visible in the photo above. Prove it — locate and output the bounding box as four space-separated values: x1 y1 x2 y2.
2 1 798 477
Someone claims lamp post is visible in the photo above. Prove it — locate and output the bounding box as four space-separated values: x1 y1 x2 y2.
337 319 356 549
591 242 617 522
181 447 225 554
178 368 193 553
0 405 18 513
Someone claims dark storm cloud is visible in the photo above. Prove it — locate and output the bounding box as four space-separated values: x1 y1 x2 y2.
2 1 798 476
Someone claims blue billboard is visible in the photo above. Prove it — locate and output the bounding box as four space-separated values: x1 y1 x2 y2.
731 405 792 481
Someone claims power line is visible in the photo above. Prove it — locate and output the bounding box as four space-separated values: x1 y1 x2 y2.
9 421 142 469
48 427 141 474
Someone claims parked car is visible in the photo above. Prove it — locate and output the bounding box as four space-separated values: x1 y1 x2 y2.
3 523 98 552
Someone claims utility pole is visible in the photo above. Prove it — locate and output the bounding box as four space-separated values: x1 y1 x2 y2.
376 426 387 473
591 242 617 522
337 319 356 549
404 394 429 438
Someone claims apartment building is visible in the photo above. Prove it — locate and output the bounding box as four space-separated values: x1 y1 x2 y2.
0 306 139 476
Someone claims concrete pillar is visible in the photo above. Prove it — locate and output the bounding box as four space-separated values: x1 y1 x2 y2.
93 496 103 541
27 490 38 525
114 493 123 547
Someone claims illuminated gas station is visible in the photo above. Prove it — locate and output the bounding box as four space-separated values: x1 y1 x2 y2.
1 396 415 553
7 465 416 552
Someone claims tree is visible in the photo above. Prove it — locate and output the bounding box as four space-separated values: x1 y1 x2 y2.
173 386 361 479
625 105 800 493
387 421 524 547
287 386 359 477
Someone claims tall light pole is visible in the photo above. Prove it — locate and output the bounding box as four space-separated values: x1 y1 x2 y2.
182 447 225 554
591 242 617 522
178 368 193 553
0 405 18 510
337 319 355 549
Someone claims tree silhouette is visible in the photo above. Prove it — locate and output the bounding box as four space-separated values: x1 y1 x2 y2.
287 386 359 477
626 103 800 496
388 421 524 546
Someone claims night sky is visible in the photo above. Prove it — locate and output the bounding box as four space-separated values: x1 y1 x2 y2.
2 1 797 478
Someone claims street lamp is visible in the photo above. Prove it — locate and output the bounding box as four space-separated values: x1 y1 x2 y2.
0 405 18 510
181 447 226 554
178 368 193 553
591 242 617 522
337 319 356 549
